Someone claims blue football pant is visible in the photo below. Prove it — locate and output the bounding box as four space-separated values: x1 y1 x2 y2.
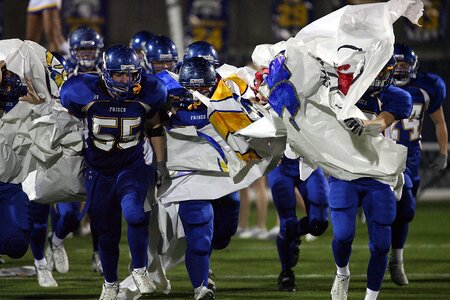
391 172 418 250
51 202 81 239
329 177 396 291
0 183 32 259
179 193 239 289
29 202 50 260
86 158 154 283
268 167 329 272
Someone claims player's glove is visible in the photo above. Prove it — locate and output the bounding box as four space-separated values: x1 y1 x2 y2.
343 117 365 136
156 161 170 186
429 153 448 173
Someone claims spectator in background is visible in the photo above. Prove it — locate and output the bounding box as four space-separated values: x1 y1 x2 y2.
237 177 274 239
26 0 69 55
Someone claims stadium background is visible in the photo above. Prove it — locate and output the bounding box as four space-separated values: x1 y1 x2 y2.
0 0 449 196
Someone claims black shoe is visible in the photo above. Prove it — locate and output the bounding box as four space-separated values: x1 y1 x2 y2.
278 270 296 292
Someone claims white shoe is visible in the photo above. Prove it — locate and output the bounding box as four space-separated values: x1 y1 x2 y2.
35 264 58 288
305 233 318 242
238 227 264 239
194 285 215 300
256 226 280 240
92 252 103 275
131 269 156 295
46 236 69 273
99 281 119 300
389 260 409 286
331 273 350 300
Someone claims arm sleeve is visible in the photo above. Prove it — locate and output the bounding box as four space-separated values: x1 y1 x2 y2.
380 85 412 120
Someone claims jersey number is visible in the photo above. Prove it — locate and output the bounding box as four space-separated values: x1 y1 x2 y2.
390 103 423 141
92 116 141 151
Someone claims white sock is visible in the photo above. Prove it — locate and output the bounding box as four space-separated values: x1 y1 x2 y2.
51 233 64 246
133 267 146 273
391 248 403 263
336 264 350 277
104 280 117 286
364 288 379 300
34 258 47 267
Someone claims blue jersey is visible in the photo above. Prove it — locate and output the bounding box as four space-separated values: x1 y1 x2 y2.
356 85 412 121
169 105 209 129
0 94 19 115
60 73 167 174
391 72 446 180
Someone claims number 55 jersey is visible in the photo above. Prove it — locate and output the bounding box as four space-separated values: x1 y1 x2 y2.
60 73 167 174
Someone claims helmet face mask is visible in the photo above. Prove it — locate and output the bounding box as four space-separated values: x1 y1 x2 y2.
144 35 178 74
102 46 142 100
367 56 395 95
74 47 100 69
179 57 217 98
393 43 418 87
69 26 104 71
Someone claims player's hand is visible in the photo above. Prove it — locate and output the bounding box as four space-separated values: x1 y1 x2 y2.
429 153 448 173
156 161 170 186
19 79 45 104
343 117 365 136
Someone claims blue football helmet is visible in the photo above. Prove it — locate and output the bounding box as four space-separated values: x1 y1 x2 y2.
102 45 142 100
144 35 178 74
129 30 154 64
183 41 220 67
179 57 217 97
0 67 27 98
68 25 103 71
367 55 396 95
393 43 419 86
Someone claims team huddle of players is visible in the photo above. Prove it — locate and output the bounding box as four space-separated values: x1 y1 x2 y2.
0 14 447 300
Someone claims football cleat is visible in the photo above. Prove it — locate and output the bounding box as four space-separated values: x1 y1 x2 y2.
131 269 156 295
389 260 409 286
92 252 103 275
277 270 296 292
99 281 119 300
35 264 58 287
331 273 350 300
45 235 69 273
194 286 215 300
208 269 216 293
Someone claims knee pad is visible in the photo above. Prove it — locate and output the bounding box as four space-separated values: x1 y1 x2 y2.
3 237 29 259
122 201 147 226
308 219 329 237
61 211 81 233
369 223 391 256
189 226 212 256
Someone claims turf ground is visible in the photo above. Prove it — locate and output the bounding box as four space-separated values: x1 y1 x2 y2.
0 200 449 300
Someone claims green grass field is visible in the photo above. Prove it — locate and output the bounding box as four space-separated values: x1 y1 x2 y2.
0 201 449 300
